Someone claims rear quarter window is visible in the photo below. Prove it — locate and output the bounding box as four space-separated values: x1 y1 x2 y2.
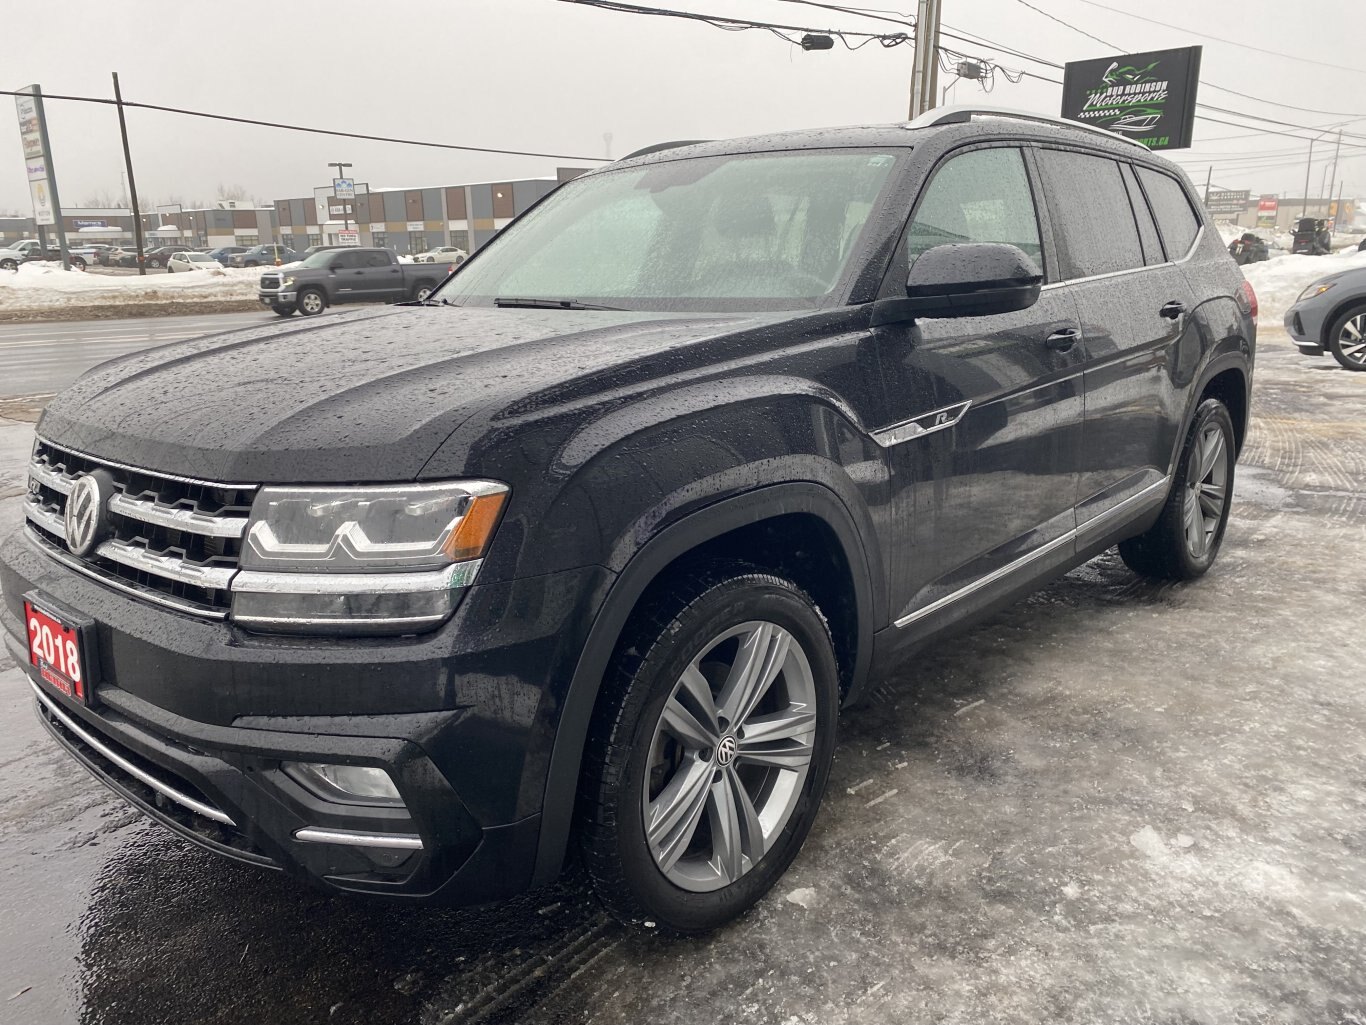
1136 166 1201 259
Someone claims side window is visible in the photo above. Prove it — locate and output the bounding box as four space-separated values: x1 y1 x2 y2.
1036 149 1144 278
332 251 363 270
365 252 390 268
906 147 1042 267
1120 163 1165 265
1136 166 1201 260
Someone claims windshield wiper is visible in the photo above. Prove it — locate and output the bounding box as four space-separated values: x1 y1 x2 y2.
493 297 625 311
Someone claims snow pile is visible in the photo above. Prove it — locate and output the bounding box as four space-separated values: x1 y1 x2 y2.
1241 247 1366 322
0 262 262 310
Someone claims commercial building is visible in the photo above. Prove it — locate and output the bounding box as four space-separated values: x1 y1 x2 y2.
139 201 279 249
273 168 589 255
1 209 138 246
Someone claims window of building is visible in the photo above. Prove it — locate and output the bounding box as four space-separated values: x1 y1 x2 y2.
1136 166 1201 260
450 229 469 253
906 147 1042 268
1036 149 1144 279
308 233 322 248
237 234 260 246
371 231 387 249
409 232 427 253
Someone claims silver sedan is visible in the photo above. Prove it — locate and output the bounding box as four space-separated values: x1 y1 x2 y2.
1283 265 1366 371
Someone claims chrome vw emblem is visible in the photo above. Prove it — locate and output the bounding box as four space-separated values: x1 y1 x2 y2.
715 734 738 767
64 473 110 557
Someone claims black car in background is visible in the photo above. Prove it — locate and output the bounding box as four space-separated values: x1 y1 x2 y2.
1292 217 1332 255
2 110 1255 934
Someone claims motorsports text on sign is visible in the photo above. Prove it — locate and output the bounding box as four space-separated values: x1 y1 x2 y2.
1060 46 1202 150
1206 189 1250 215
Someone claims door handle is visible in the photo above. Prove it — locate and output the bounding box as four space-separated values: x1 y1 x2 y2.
1160 300 1187 319
1045 328 1080 351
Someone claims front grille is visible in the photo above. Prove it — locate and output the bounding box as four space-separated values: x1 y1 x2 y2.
259 273 280 289
24 439 257 617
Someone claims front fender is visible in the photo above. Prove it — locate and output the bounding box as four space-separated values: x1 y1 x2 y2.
528 480 877 885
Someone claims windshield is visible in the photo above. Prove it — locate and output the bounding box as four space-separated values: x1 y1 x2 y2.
299 251 336 269
435 149 900 312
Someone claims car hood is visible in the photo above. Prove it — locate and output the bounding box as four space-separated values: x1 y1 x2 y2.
37 304 788 483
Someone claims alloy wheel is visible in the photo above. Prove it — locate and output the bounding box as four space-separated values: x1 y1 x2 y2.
1183 422 1230 559
1338 314 1366 367
416 286 433 300
300 292 323 315
643 620 817 892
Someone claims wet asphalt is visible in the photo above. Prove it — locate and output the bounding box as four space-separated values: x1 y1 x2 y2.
1 328 1365 1024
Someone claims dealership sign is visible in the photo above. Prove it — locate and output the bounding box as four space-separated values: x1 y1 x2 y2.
1206 189 1250 215
1256 195 1279 228
1061 46 1202 150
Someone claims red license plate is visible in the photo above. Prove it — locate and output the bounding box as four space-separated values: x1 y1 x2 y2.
23 596 93 704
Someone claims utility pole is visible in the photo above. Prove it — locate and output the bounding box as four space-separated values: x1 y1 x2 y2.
1328 129 1343 219
908 0 943 118
329 160 353 231
1203 166 1212 203
1301 136 1316 218
112 73 146 276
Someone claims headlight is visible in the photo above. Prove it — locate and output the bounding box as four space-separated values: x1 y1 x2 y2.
282 275 295 287
1296 281 1335 303
230 481 508 635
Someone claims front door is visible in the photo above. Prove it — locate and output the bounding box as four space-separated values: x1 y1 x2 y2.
873 145 1085 627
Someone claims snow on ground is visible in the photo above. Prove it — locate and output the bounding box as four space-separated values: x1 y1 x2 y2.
1241 246 1366 322
0 262 261 310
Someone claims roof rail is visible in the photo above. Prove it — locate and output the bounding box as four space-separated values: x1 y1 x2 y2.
619 140 712 161
904 104 1150 151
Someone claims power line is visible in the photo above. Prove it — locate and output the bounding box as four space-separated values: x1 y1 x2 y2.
0 88 610 163
1009 0 1116 50
556 0 912 48
1067 0 1366 76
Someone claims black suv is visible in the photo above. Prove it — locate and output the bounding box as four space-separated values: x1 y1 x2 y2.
2 109 1255 933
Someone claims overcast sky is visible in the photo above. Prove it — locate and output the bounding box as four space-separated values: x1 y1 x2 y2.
3 0 1364 216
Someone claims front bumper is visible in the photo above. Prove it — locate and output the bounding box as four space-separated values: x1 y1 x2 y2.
2 525 609 904
258 290 297 306
1284 304 1326 354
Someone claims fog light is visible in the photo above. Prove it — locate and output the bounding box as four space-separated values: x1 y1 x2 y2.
284 762 404 806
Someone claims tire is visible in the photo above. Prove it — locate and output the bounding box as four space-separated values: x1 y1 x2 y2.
412 282 435 301
1327 303 1366 371
272 305 297 317
0 259 16 272
70 257 86 271
296 288 325 316
147 258 162 269
578 565 839 933
1119 398 1236 581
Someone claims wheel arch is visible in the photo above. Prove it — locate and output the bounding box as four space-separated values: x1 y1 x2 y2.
529 481 875 885
1198 361 1250 455
1318 294 1366 349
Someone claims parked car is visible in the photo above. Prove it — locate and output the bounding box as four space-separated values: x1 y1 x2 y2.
414 245 467 264
144 245 194 269
206 246 247 267
167 251 220 273
2 110 1255 934
0 239 87 270
257 246 454 315
298 244 354 259
231 244 298 268
1283 265 1366 370
1291 217 1332 255
1227 232 1270 265
68 243 116 265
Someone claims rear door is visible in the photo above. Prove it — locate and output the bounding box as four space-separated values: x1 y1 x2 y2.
873 144 1085 628
1035 147 1199 535
361 249 404 298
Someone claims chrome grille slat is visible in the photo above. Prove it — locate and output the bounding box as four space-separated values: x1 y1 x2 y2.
107 492 248 539
24 496 67 539
26 440 256 616
97 539 238 590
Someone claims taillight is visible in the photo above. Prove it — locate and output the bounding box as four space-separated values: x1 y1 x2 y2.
1236 279 1258 323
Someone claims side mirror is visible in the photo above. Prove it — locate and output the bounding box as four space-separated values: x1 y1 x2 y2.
876 243 1043 324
